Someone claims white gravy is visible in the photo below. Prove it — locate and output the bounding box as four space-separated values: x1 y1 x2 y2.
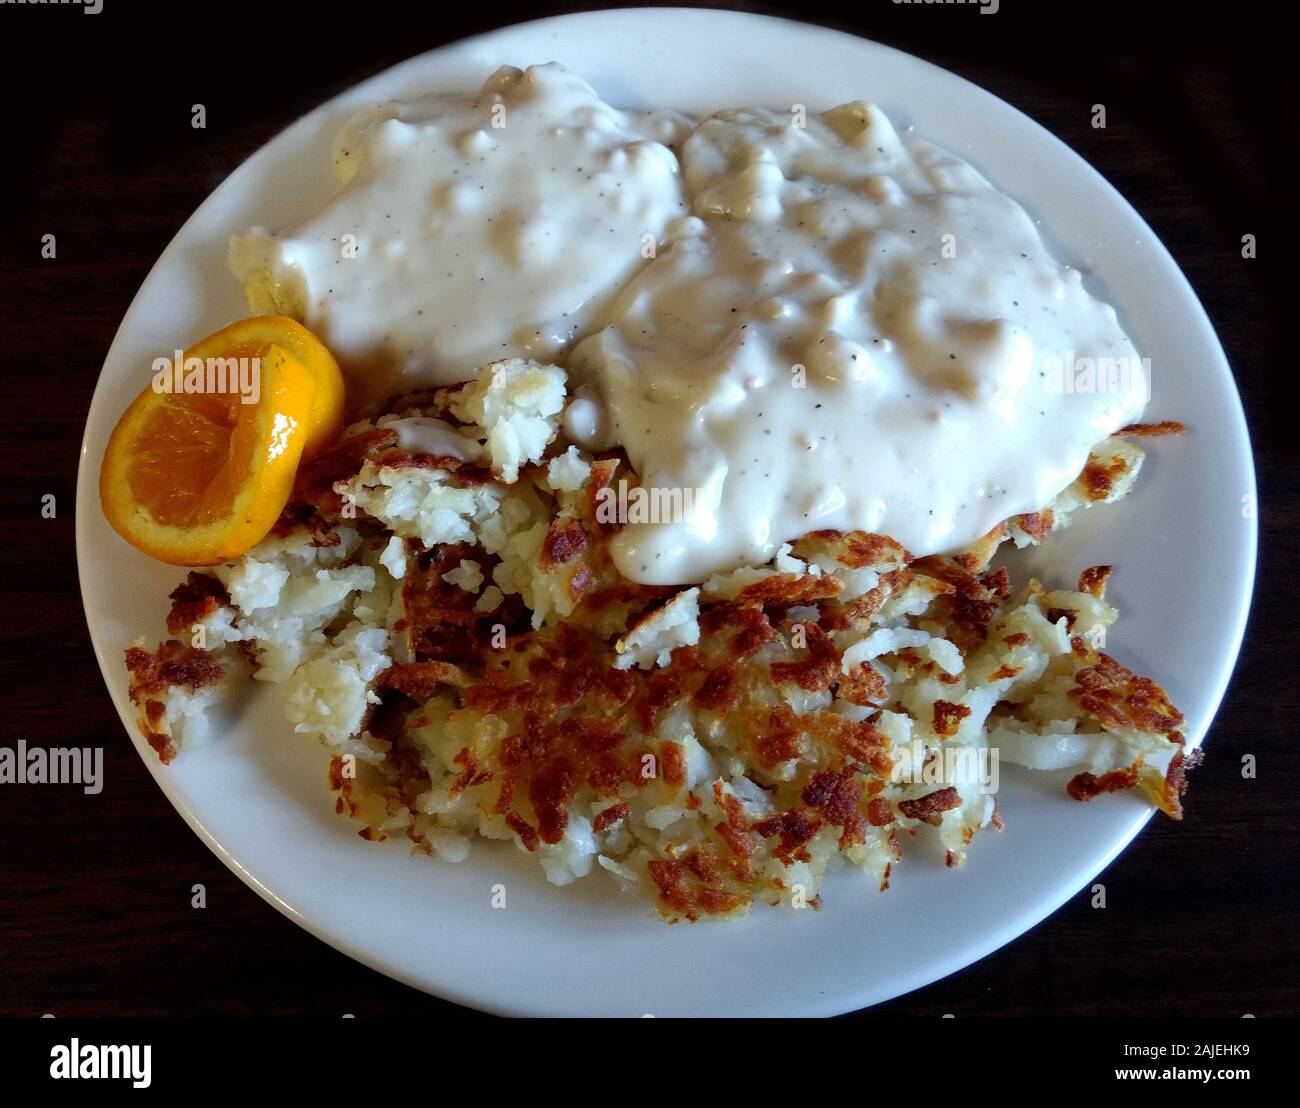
236 72 1149 585
571 104 1148 583
384 416 481 461
231 64 688 411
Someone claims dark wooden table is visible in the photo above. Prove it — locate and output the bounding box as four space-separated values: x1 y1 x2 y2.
2 0 1295 1017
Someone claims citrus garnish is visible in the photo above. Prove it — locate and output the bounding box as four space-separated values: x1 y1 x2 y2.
99 316 345 566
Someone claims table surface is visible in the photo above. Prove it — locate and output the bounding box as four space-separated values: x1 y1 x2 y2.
1 0 1295 1018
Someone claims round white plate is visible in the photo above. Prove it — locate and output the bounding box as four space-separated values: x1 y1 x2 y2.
77 8 1255 1016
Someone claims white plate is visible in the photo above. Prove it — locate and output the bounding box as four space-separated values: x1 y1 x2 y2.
76 8 1255 1016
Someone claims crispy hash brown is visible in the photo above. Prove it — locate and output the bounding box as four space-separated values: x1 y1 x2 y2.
124 363 1192 921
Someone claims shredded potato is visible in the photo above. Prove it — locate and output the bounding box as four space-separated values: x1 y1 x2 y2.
125 371 1192 921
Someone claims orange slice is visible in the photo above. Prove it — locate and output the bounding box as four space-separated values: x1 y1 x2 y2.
99 316 346 566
